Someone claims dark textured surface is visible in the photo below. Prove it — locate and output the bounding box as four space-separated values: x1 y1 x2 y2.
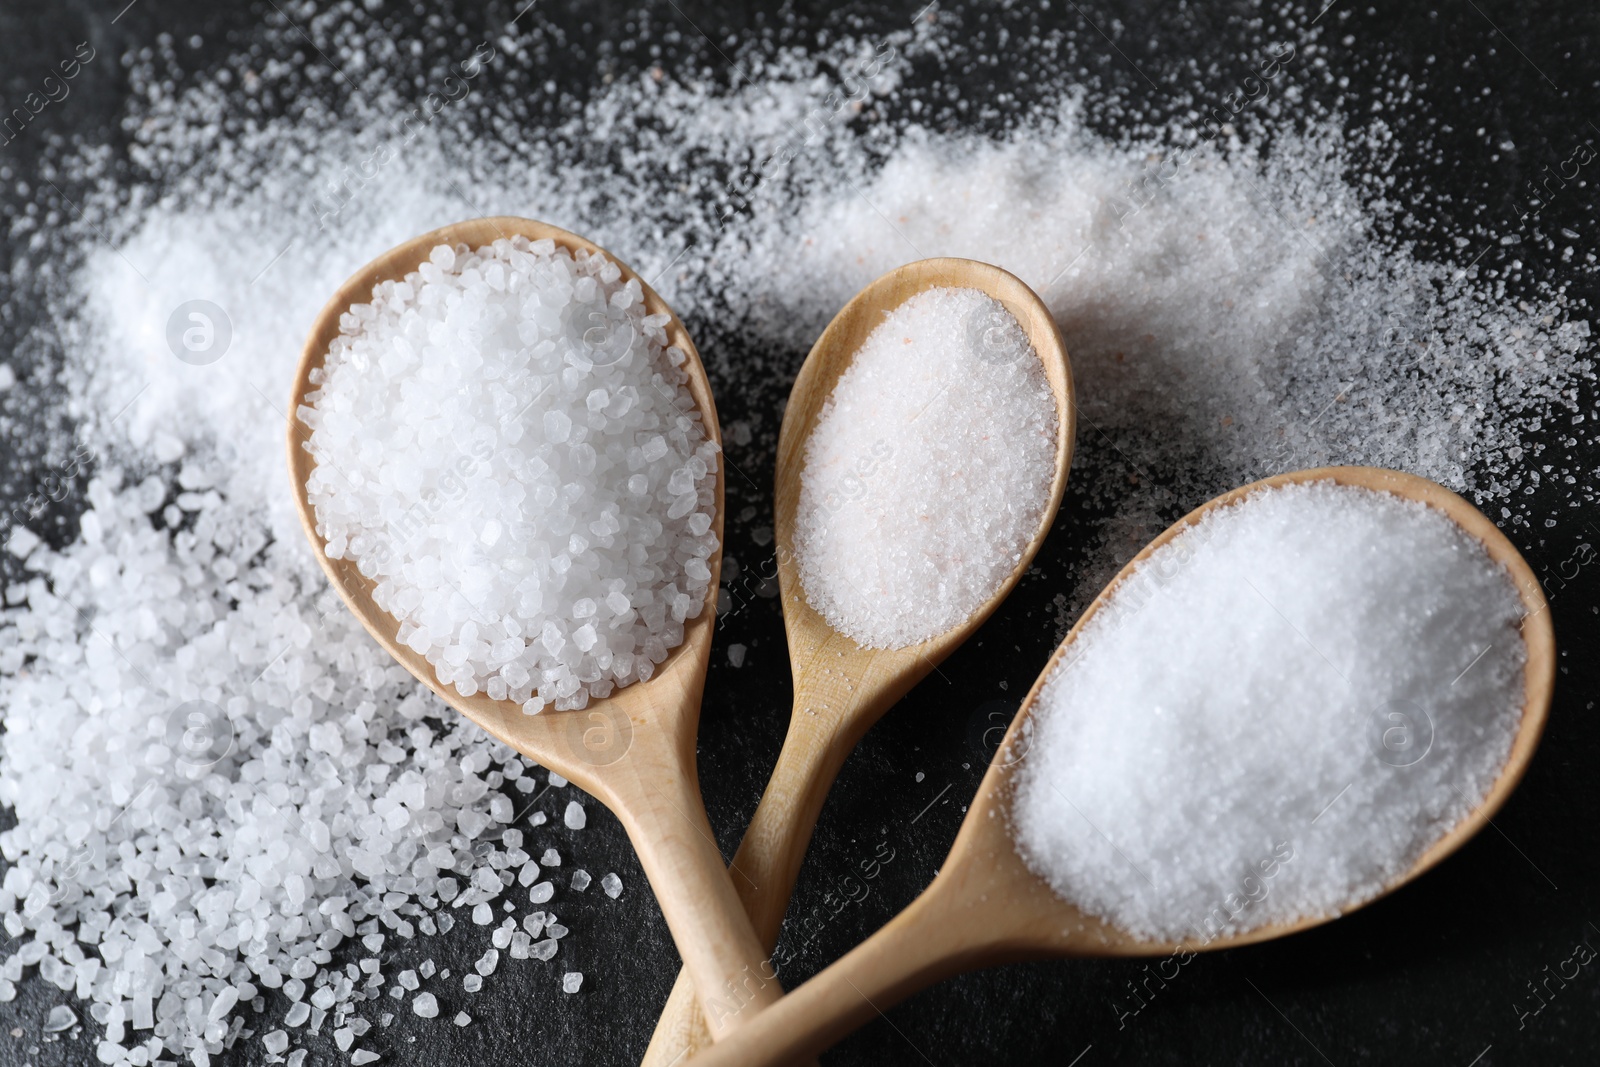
1 0 1598 1065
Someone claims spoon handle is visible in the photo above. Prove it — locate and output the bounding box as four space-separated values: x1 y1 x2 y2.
601 727 788 1038
680 875 987 1067
642 699 855 1063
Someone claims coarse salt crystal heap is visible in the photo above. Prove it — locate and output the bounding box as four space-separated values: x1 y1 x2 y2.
793 287 1057 649
301 237 720 711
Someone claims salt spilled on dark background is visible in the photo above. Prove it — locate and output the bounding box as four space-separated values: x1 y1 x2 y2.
0 1 1596 1065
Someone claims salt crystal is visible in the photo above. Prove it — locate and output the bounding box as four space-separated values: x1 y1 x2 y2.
571 870 591 892
454 1011 472 1026
45 1005 78 1032
474 949 500 977
529 882 555 904
262 1031 288 1055
562 972 584 994
563 802 586 830
351 1052 381 1065
541 848 561 866
462 975 483 993
411 993 439 1019
1012 482 1527 940
601 873 623 899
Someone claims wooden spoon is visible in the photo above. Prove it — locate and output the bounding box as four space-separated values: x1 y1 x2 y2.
641 258 1075 1063
679 466 1556 1067
286 216 782 1038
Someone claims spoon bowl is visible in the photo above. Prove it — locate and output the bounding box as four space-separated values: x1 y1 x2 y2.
681 465 1555 1067
642 258 1075 1060
287 216 782 1037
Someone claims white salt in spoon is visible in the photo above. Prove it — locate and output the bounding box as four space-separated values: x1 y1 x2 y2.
288 217 782 1038
642 258 1075 1063
679 466 1555 1067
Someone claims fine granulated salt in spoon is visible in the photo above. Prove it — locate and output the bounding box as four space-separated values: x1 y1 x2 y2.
642 259 1073 1064
290 216 782 1039
681 467 1554 1067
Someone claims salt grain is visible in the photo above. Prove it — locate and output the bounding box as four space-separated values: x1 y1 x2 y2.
601 873 624 899
411 993 439 1019
564 802 587 830
1012 482 1527 940
562 972 584 994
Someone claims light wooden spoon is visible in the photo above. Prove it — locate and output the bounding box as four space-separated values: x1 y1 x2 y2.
287 216 782 1038
641 258 1075 1063
680 465 1556 1067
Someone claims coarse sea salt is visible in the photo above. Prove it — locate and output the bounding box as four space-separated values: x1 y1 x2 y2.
793 288 1057 648
1011 481 1528 941
302 238 719 711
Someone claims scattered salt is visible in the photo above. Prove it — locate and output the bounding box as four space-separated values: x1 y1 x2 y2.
1012 482 1527 940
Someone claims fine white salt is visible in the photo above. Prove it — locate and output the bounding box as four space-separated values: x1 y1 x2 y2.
302 238 719 710
1012 482 1528 941
793 287 1056 648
